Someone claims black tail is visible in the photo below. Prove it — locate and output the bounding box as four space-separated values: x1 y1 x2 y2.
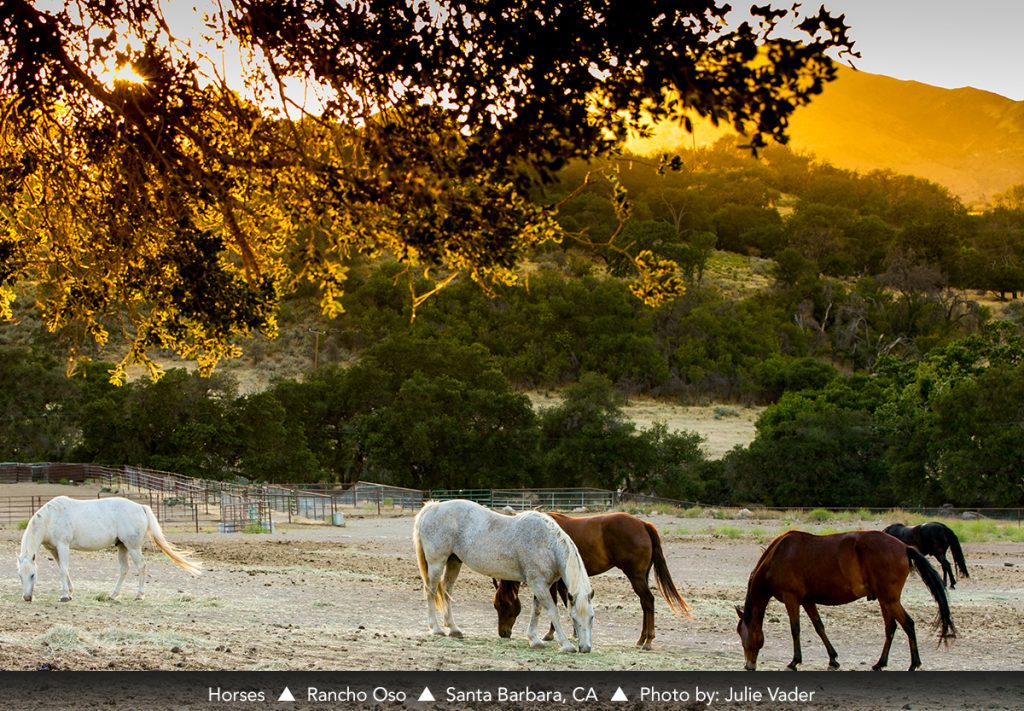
943 525 970 579
907 547 957 644
645 522 692 620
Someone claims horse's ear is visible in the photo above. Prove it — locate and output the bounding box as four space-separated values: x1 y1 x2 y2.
491 578 498 589
735 605 744 619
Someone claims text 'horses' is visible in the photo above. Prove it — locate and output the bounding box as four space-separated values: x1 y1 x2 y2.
17 496 202 602
884 522 969 589
494 511 690 649
736 529 956 671
413 499 594 652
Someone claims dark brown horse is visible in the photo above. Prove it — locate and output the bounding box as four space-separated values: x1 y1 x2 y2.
883 522 969 589
736 530 956 671
493 511 690 649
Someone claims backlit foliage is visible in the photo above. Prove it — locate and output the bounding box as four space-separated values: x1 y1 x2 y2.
0 0 854 379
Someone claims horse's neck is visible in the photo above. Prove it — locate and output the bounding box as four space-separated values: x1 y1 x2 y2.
20 512 45 556
742 550 776 620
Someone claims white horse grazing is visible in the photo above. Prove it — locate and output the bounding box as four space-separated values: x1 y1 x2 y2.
17 496 202 602
413 499 595 652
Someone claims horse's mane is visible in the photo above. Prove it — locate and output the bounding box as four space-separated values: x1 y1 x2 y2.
18 503 47 558
741 530 791 619
536 513 591 608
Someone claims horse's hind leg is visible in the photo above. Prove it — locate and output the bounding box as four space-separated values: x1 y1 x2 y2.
890 601 920 671
110 544 129 599
441 557 463 638
628 573 657 650
422 560 447 636
803 603 839 669
127 547 147 600
874 600 919 671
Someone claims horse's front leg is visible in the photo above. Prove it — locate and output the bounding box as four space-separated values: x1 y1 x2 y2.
783 596 802 670
56 543 73 602
526 591 546 648
803 603 839 669
529 579 575 652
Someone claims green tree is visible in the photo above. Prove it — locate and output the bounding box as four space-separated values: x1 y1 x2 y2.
232 392 321 482
1 1 854 376
0 346 81 460
536 373 640 490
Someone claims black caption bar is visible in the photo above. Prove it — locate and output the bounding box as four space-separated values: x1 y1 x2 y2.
2 671 1021 710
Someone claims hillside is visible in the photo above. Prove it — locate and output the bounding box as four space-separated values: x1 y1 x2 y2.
629 65 1024 205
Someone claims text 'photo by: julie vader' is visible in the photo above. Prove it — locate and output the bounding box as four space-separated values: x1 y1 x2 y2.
1 1 1023 709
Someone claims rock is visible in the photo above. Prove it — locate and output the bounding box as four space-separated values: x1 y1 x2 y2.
961 511 980 520
738 508 753 519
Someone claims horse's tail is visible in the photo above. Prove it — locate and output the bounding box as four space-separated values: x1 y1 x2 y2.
906 546 956 644
413 505 447 619
645 521 692 620
943 525 970 579
142 505 202 576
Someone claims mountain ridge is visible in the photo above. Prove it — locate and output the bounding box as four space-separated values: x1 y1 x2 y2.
628 65 1024 205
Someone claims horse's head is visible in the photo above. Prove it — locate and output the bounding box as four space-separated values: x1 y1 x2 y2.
492 579 521 638
735 605 763 671
568 588 595 654
17 553 36 602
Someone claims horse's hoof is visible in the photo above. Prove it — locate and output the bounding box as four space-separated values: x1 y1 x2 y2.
560 643 577 653
871 663 885 671
828 660 841 670
59 596 71 603
640 642 653 651
431 629 446 637
786 663 799 671
529 640 545 649
448 629 463 638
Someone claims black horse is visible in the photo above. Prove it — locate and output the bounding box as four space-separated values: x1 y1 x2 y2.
884 522 969 589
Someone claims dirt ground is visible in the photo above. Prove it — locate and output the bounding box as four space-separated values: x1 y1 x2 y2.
1 490 1021 675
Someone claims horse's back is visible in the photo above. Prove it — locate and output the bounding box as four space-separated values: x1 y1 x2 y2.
763 530 908 604
38 496 148 550
416 500 561 582
549 511 649 575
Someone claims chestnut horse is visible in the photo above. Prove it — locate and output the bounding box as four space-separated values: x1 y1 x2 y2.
494 511 690 650
736 530 956 671
883 522 969 589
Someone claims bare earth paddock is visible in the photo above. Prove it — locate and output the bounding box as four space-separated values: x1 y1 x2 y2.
2 487 1022 683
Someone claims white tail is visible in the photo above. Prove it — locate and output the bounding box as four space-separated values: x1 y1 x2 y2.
143 505 202 576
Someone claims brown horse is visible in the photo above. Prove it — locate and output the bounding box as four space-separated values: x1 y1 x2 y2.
493 511 690 649
736 530 956 671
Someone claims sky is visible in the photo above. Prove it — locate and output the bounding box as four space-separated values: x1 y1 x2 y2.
799 0 1024 101
145 2 1024 104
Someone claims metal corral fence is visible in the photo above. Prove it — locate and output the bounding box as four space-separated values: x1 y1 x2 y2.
266 482 426 523
220 492 273 533
429 487 619 511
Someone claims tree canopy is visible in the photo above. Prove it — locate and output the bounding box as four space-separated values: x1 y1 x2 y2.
0 0 854 379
